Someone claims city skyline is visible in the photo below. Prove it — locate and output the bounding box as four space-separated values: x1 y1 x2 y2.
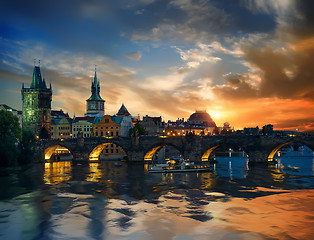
1 1 314 131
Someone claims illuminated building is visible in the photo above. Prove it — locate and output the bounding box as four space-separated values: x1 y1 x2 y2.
85 68 105 117
21 65 52 138
93 115 132 159
51 116 72 139
72 116 95 138
165 110 216 136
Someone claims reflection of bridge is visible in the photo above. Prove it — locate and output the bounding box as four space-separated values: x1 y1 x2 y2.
37 135 314 163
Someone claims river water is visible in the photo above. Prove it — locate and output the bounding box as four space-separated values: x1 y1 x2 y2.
0 156 313 240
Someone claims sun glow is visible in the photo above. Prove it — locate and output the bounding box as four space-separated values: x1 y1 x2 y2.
210 111 222 119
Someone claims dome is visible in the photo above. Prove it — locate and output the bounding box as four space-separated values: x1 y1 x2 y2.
188 110 216 127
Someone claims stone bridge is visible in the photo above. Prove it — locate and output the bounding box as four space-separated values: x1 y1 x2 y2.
37 134 314 164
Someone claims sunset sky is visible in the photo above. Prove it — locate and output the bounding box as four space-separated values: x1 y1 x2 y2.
1 0 314 131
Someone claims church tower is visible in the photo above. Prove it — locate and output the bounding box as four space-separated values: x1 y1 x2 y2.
85 68 105 117
21 64 52 138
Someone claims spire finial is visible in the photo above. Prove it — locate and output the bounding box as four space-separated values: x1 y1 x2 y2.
95 64 97 72
39 59 40 67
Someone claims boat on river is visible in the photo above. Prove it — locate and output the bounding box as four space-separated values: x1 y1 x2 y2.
148 158 212 173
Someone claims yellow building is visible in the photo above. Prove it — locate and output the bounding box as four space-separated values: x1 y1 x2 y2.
93 115 126 159
72 116 95 138
51 116 72 139
93 115 120 137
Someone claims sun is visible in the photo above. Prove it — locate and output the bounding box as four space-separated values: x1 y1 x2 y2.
210 111 222 119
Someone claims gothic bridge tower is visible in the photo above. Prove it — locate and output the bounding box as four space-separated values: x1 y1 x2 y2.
21 65 52 138
85 68 105 117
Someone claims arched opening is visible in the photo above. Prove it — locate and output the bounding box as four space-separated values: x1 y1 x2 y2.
269 142 314 179
201 145 221 161
89 142 127 161
202 143 249 179
268 142 293 161
44 145 72 162
144 144 183 161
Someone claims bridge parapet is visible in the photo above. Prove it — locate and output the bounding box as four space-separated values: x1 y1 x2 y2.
36 134 314 163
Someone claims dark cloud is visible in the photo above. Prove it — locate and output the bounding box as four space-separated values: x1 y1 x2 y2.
0 68 29 85
244 43 314 100
211 37 314 102
288 0 314 39
213 74 258 100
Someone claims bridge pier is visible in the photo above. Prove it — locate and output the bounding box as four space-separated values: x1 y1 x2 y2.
247 150 270 165
71 150 90 163
128 150 145 163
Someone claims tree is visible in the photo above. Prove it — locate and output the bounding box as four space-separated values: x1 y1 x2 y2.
18 130 36 165
0 110 22 166
129 123 148 136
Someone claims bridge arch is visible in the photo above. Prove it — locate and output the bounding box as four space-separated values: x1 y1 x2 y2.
201 140 249 161
144 143 183 161
44 145 72 162
267 141 314 161
201 144 221 161
89 142 128 161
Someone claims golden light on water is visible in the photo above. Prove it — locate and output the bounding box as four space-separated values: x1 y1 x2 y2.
86 162 102 182
44 161 72 185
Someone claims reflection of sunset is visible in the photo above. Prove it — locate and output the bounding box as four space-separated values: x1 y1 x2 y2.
209 189 314 239
103 189 314 239
44 161 72 185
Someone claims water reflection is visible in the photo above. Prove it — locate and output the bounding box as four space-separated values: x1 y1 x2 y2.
86 162 102 182
44 161 72 185
1 156 313 239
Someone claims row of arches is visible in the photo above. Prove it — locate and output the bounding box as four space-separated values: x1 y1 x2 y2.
44 141 314 162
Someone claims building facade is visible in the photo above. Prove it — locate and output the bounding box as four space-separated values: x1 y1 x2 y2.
85 69 105 117
21 65 52 138
93 115 132 159
51 116 72 139
141 115 164 135
72 117 95 138
93 115 120 137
